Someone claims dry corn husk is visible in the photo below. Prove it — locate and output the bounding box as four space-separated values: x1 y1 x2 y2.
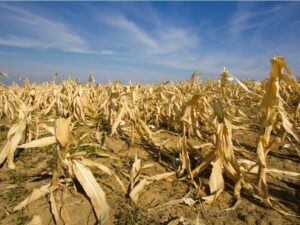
55 117 71 148
0 116 26 169
72 160 109 223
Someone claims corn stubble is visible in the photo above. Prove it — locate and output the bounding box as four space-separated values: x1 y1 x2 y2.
0 56 300 224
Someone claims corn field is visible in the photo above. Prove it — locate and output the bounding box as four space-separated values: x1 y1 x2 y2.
0 56 300 225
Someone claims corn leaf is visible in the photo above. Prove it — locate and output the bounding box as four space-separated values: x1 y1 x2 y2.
72 160 109 223
18 136 56 148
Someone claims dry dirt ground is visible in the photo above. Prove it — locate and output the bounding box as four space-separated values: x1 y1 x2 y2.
0 125 299 225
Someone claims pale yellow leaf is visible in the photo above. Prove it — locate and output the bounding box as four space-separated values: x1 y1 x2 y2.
18 136 56 148
111 106 126 136
130 153 141 189
129 179 152 204
81 158 126 193
278 102 300 142
72 160 109 223
14 183 50 211
148 171 175 181
209 159 224 194
49 189 61 225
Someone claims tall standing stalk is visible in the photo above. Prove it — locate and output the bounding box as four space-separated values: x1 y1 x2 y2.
256 56 293 202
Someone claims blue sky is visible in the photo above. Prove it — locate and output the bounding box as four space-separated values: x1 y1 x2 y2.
0 1 300 84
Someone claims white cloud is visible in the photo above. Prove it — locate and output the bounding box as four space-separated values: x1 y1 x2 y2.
227 4 286 35
0 36 43 48
99 50 116 55
98 11 199 56
106 15 159 49
1 2 299 82
0 3 114 55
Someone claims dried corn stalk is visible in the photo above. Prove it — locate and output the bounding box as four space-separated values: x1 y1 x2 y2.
0 111 27 169
256 56 299 203
13 118 110 224
0 56 299 220
219 67 229 98
202 100 249 204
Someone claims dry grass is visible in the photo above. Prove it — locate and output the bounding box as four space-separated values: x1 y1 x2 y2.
0 56 300 224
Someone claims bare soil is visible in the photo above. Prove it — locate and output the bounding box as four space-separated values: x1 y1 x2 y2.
0 126 299 225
